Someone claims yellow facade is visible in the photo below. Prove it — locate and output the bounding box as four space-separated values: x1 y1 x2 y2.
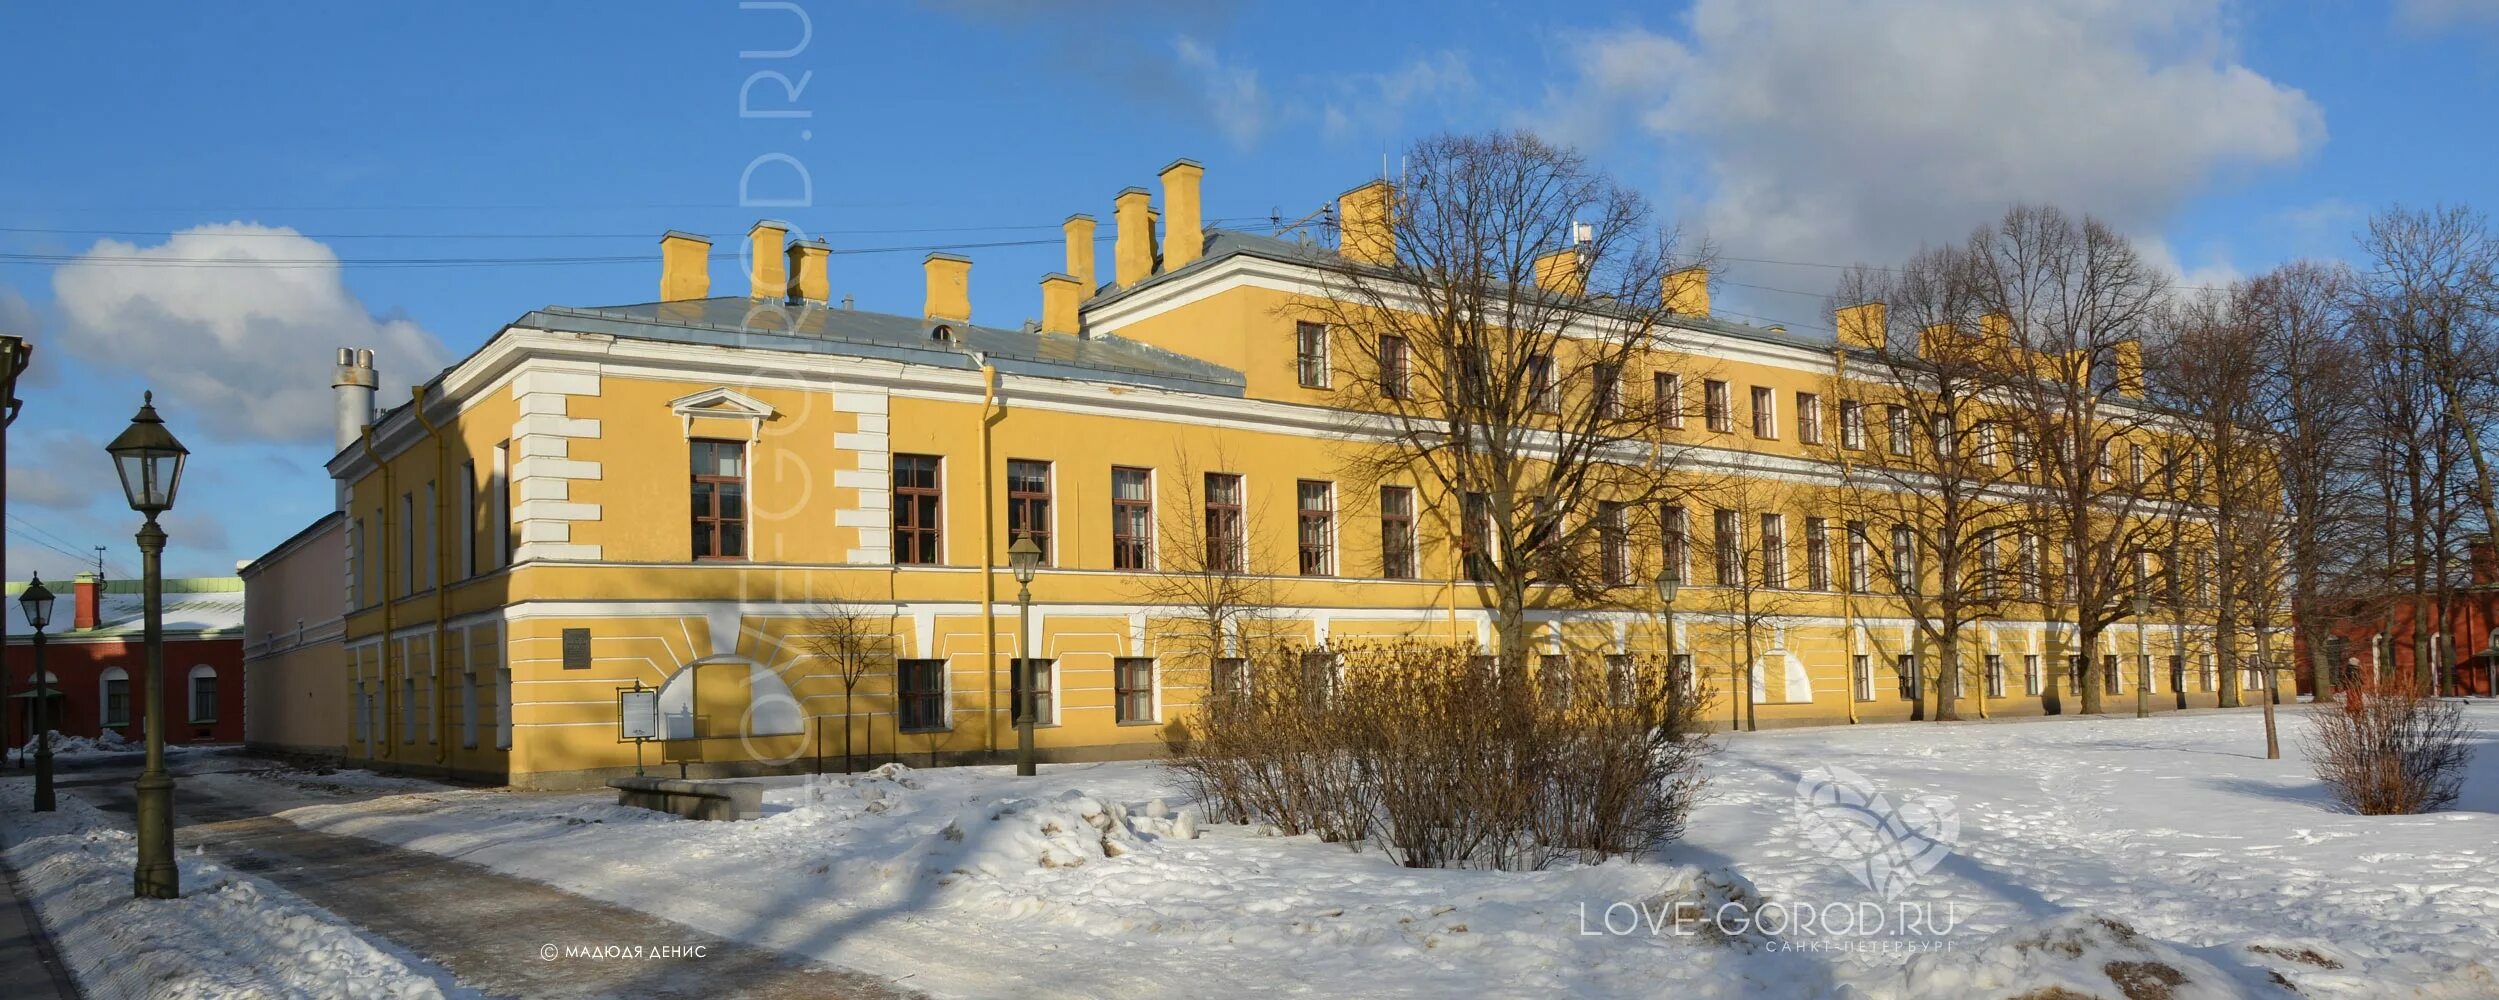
323 161 2253 788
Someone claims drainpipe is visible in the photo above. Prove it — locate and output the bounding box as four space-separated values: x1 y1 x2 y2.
411 384 452 771
976 362 1004 754
358 427 396 760
1833 344 1859 725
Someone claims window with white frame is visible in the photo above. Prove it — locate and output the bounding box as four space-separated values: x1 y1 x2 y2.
1840 400 1866 449
1796 392 1823 444
1852 654 1874 702
187 665 218 723
1750 386 1777 439
1985 654 2005 698
1114 657 1157 724
2024 654 2043 696
1714 509 1744 586
101 667 130 727
1759 513 1787 589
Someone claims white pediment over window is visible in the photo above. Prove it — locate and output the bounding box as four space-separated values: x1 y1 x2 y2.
668 387 778 441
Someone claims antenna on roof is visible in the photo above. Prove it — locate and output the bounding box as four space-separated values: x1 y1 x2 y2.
94 546 106 585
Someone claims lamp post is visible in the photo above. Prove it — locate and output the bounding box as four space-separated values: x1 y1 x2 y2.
2133 588 2150 720
0 335 29 767
1009 536 1041 778
21 573 54 810
1653 564 1681 728
106 391 187 899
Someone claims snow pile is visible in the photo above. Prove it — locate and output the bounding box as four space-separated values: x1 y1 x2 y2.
0 794 443 1000
16 729 135 756
1905 912 2280 1000
904 786 1198 881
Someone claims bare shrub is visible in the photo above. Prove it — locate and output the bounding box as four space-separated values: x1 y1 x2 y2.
1166 641 1713 870
2302 679 2475 815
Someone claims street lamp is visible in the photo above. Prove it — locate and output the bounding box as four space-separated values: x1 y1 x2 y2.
1653 564 1681 726
2132 587 2150 720
1009 535 1041 778
106 391 186 899
20 573 54 811
0 335 30 767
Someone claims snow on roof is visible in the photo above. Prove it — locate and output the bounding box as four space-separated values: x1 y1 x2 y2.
1 577 244 640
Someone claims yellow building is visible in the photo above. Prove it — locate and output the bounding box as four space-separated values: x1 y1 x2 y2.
316 160 2246 788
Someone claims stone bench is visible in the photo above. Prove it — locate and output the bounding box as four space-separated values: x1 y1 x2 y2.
607 776 765 821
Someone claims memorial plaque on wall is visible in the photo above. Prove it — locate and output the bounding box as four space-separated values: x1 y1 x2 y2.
562 628 592 670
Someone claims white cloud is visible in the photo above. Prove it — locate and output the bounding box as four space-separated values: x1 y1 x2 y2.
6 427 119 511
1547 0 2326 267
1323 51 1480 141
1175 35 1271 147
51 225 450 443
0 285 34 340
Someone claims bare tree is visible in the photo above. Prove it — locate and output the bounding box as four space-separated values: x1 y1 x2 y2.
1696 477 1814 730
2242 261 2368 702
2150 289 2274 709
1127 446 1286 703
1971 206 2173 714
1829 252 2036 722
1299 131 1711 671
2353 207 2499 695
798 598 895 773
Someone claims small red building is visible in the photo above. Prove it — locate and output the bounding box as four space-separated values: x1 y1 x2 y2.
2312 543 2499 698
4 572 246 748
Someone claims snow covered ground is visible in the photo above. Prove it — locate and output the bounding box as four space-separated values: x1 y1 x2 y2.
0 787 448 999
205 704 2496 999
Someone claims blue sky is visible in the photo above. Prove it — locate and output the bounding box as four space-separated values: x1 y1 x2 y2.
2 0 2495 583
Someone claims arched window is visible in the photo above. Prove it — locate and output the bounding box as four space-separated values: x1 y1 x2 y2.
188 665 219 724
99 667 131 728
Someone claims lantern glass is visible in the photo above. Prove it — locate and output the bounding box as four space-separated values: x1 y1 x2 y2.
19 574 53 631
1009 536 1041 585
1653 566 1681 607
105 392 188 514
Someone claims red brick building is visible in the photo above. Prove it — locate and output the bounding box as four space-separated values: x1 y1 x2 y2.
4 572 246 748
2312 544 2499 698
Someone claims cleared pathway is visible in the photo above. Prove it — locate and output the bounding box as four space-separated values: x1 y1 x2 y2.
72 767 914 1000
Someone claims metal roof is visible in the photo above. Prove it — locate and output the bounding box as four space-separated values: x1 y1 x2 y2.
2 576 245 640
517 296 1247 397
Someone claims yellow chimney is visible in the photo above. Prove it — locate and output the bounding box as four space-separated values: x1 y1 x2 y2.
784 238 830 304
1979 312 2013 348
1114 187 1154 288
659 231 712 301
1532 246 1585 297
1040 273 1080 335
924 252 971 323
1338 180 1394 266
1836 302 1887 350
2114 339 2145 397
747 220 788 299
1159 158 1204 272
1063 213 1097 297
1663 266 1710 317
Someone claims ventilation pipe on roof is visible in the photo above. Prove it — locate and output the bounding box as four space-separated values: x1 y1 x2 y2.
1663 266 1710 318
660 231 712 301
785 238 830 304
1159 159 1204 272
925 252 972 323
1040 273 1080 335
747 221 788 299
1063 214 1097 296
1337 180 1394 265
1114 188 1154 288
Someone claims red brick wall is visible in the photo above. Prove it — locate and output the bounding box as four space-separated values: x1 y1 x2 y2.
4 635 246 745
